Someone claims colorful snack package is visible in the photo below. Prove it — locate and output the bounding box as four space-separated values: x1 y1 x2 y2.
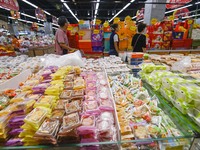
65 101 81 115
63 113 81 131
60 90 72 99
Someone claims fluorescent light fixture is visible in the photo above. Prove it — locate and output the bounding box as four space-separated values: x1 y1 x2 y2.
52 23 59 27
138 19 144 22
21 0 38 8
21 13 36 19
52 27 58 29
94 0 100 15
44 10 51 16
63 2 79 22
109 0 135 22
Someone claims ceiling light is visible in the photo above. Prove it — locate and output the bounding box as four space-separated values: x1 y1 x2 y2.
21 13 36 19
52 23 59 27
88 11 90 16
108 11 110 15
95 0 100 16
63 2 79 22
138 19 144 22
44 10 51 16
112 10 114 15
165 4 192 14
109 0 135 22
21 0 38 8
75 11 77 15
0 6 10 11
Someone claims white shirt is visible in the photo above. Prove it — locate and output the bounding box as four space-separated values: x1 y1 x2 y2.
113 34 119 42
0 36 6 45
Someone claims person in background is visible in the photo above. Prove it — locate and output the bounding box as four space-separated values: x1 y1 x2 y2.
55 16 75 55
11 35 20 51
132 23 147 53
0 32 6 45
109 24 120 56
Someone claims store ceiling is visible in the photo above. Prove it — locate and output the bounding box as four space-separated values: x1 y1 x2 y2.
0 0 200 24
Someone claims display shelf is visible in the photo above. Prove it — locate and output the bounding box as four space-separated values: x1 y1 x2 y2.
147 49 200 55
143 81 200 135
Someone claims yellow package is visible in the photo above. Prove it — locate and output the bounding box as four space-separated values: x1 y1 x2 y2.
74 66 81 75
19 130 35 138
24 107 48 131
10 92 29 104
34 96 56 109
121 125 132 136
21 80 40 91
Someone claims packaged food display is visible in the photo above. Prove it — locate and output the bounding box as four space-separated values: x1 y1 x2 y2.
63 113 81 131
64 101 81 115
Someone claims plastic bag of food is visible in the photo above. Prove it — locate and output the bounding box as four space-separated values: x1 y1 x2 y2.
60 90 72 99
24 108 48 130
63 113 81 131
84 101 100 115
34 95 56 109
99 99 114 111
65 101 81 115
73 78 85 90
0 96 10 110
51 110 65 122
64 74 74 82
5 138 23 146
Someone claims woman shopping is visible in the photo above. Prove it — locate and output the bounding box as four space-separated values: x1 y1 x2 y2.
132 23 147 53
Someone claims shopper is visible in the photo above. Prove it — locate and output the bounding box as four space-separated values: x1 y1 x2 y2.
132 23 147 53
0 32 6 45
55 16 75 55
109 24 120 56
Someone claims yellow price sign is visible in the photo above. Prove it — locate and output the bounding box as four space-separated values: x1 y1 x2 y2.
67 26 73 31
188 19 193 25
168 15 174 21
130 26 136 31
93 29 100 34
151 18 158 25
125 16 131 23
103 21 109 28
114 17 120 24
79 31 85 36
79 20 84 25
96 19 102 25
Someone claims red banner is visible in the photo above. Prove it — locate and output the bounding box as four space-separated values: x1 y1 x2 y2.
0 0 19 11
166 0 192 9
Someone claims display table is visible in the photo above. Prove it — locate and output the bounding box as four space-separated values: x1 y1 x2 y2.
28 45 55 57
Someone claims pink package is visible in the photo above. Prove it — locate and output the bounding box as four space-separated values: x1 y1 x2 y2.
96 72 105 79
97 79 107 86
85 90 96 97
85 95 96 101
96 119 111 134
77 114 96 135
86 81 96 90
99 99 114 111
84 101 100 115
99 112 114 124
98 91 109 100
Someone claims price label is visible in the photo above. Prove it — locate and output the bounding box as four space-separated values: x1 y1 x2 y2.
168 15 174 21
114 17 120 24
103 21 109 28
67 26 73 31
96 19 102 25
93 29 100 34
79 31 85 36
151 18 158 25
130 26 136 31
188 19 193 25
79 20 84 25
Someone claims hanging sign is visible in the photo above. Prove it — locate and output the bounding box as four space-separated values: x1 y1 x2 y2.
10 10 20 19
136 8 144 21
125 16 131 24
130 26 136 31
35 8 46 21
79 31 85 36
0 0 19 11
113 17 120 24
103 21 109 28
166 0 192 9
52 16 58 24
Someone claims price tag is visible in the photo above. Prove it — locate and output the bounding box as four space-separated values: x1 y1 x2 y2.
79 31 85 36
93 29 100 34
130 26 136 31
188 19 193 25
114 17 120 24
79 20 84 25
168 15 174 21
103 21 109 28
125 16 131 23
96 19 102 25
151 18 158 25
67 26 73 31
